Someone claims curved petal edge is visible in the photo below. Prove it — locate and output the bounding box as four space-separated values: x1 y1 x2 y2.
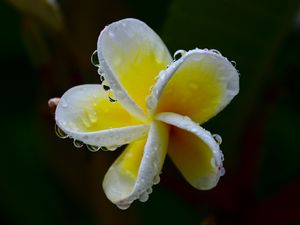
147 49 239 123
97 18 172 121
156 112 224 190
103 121 169 209
55 84 149 150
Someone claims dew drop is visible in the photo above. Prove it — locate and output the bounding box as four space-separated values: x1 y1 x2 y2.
231 60 237 67
116 203 130 210
86 145 101 152
105 145 120 151
220 152 224 162
100 146 109 151
91 50 99 67
99 75 105 85
73 139 84 148
146 187 153 194
173 49 186 61
55 124 68 139
103 85 110 91
108 91 117 103
139 192 149 202
210 49 222 56
220 167 226 176
98 67 104 76
153 175 160 185
213 134 222 145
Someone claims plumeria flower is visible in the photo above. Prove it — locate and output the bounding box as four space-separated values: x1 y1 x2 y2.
55 18 239 209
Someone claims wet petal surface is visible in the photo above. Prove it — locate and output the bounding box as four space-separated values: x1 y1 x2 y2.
55 84 148 148
103 121 169 207
97 18 172 116
149 49 239 124
156 112 224 190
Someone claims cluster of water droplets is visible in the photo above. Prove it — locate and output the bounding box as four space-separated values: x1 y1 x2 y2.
91 50 117 103
55 124 120 152
115 173 161 210
211 133 226 176
53 50 122 153
207 48 237 69
138 174 160 204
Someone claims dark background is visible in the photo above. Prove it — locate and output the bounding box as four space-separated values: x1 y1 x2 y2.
1 0 300 224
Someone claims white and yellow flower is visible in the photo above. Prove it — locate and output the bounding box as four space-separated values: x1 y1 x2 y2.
55 18 239 209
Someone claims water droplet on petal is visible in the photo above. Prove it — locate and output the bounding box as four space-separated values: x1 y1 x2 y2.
231 60 237 67
153 175 160 185
220 152 224 162
55 124 68 139
103 85 110 91
210 49 222 56
98 66 104 76
108 91 117 103
105 145 120 151
220 167 226 176
173 49 187 61
99 75 105 84
91 50 99 67
116 203 131 210
213 134 222 145
139 192 149 202
73 139 84 148
101 146 109 151
86 145 101 152
146 187 153 194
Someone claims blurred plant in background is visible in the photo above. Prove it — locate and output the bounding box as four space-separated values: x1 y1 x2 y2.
0 0 300 224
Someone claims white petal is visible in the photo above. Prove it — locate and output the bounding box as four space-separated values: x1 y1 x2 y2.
97 18 172 120
156 112 224 190
103 121 169 208
147 49 239 119
55 84 149 149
